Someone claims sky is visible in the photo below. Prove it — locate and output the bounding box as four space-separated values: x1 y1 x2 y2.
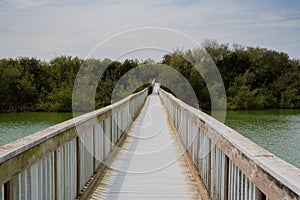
1 0 300 60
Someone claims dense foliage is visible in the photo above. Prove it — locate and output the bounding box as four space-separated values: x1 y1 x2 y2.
0 56 140 112
0 41 299 112
162 41 300 110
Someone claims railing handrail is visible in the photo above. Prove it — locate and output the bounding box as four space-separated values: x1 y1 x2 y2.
160 88 300 198
0 88 147 165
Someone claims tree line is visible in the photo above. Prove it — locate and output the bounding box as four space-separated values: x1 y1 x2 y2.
0 40 299 112
0 56 142 112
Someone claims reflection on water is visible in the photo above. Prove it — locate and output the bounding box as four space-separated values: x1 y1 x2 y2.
225 109 300 169
0 112 72 146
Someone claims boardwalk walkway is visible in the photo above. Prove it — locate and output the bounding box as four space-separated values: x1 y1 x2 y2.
90 94 201 199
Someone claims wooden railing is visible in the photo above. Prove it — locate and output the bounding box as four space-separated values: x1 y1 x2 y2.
160 89 300 200
0 87 150 200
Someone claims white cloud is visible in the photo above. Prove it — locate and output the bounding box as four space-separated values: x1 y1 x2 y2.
2 0 51 9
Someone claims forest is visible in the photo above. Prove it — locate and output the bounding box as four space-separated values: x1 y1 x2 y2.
0 40 299 112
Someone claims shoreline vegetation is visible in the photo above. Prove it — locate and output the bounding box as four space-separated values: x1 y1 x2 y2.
1 40 299 113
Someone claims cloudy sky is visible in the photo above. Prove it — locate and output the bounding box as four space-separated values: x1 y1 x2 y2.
1 0 300 60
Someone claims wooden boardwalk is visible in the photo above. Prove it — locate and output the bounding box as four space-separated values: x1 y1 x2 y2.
1 85 299 199
90 95 201 199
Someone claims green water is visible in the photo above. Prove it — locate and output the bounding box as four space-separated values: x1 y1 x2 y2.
0 110 299 169
0 112 72 146
225 109 300 169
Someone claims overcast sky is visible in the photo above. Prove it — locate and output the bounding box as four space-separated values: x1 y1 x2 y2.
1 0 300 60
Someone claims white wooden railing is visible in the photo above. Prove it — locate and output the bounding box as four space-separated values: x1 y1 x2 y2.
0 87 150 200
160 88 300 200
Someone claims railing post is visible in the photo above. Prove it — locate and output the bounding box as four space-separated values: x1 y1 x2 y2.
110 116 113 149
76 137 81 196
93 125 96 173
116 112 119 141
102 121 105 162
196 127 200 168
208 139 211 195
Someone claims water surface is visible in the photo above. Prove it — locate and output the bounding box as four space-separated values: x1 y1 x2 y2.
0 112 72 146
225 109 300 168
1 110 299 169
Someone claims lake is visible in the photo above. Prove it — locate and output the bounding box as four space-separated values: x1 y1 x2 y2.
0 112 72 146
225 109 300 169
0 110 299 169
